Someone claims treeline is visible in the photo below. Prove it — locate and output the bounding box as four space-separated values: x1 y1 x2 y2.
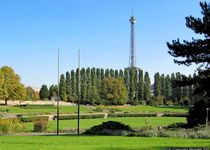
40 68 151 105
40 67 194 105
153 72 194 105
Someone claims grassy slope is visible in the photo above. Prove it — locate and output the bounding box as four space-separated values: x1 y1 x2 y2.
0 105 187 114
25 117 186 132
0 136 209 150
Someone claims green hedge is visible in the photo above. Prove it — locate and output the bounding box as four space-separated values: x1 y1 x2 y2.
15 104 55 109
19 116 49 123
54 114 105 120
162 113 188 117
108 113 157 118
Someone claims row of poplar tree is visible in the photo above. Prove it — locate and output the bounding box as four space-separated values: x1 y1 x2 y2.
40 67 194 105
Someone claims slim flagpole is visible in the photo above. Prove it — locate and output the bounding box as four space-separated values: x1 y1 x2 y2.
77 49 80 135
57 48 60 135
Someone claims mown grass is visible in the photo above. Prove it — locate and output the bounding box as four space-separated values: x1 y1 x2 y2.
24 117 186 132
0 136 209 150
0 104 187 115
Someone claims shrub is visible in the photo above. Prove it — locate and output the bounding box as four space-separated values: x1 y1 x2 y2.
19 115 49 123
0 118 24 134
155 96 164 105
182 96 190 106
33 117 48 132
85 121 133 135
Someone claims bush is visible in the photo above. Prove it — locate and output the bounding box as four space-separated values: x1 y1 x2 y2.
33 117 48 132
108 113 157 118
182 96 190 106
155 96 164 105
0 118 24 134
85 121 133 135
187 98 210 127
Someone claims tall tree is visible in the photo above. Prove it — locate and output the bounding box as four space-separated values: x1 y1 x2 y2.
1 66 26 104
119 69 124 79
124 69 129 93
70 70 77 101
165 74 171 100
101 68 105 80
129 69 135 101
39 84 49 100
138 69 144 100
90 68 100 104
86 68 91 101
59 74 67 101
25 86 34 100
81 68 87 101
66 71 71 100
134 69 138 100
144 72 151 101
154 72 161 98
175 72 182 103
114 69 119 78
167 1 210 126
105 68 110 78
110 69 114 78
160 74 166 97
171 73 176 101
49 84 58 100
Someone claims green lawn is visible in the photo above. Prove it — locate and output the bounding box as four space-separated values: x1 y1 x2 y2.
0 104 187 115
0 136 209 150
24 117 186 132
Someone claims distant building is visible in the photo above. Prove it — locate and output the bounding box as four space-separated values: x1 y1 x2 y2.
32 87 40 92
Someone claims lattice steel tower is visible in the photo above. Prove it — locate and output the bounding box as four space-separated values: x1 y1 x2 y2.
129 15 136 68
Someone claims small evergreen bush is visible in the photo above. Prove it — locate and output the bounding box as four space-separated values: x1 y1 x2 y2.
33 117 48 132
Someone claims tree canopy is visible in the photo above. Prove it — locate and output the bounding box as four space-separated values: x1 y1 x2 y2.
167 1 210 126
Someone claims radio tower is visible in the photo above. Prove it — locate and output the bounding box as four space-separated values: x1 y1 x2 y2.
127 13 139 70
129 14 136 68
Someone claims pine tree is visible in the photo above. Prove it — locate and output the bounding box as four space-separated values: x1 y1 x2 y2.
154 72 161 98
138 69 144 100
59 74 67 101
167 2 210 126
66 71 71 100
144 72 151 101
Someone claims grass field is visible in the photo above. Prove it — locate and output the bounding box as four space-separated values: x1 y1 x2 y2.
24 117 186 132
0 136 209 150
0 104 187 114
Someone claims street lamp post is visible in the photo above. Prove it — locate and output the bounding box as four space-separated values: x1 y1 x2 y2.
206 108 209 127
77 49 80 135
57 48 60 135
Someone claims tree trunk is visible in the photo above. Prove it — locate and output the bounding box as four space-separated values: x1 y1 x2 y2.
5 99 7 105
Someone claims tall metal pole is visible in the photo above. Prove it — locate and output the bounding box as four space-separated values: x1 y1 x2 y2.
77 49 80 134
207 108 209 127
57 48 60 135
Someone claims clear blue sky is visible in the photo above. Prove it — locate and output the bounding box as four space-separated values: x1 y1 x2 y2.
0 0 202 88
